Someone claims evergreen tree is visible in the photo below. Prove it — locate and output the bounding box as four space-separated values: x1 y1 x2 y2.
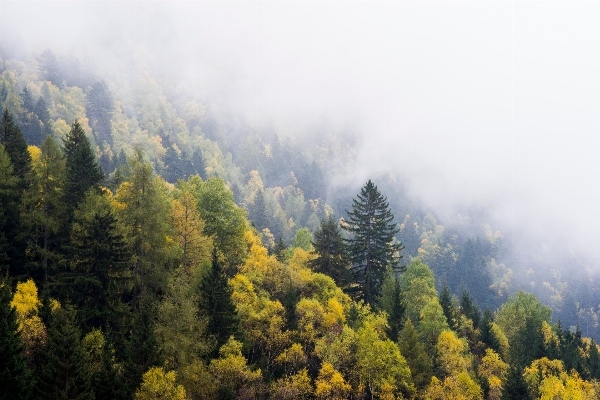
310 215 350 287
386 276 405 341
460 289 481 329
272 237 288 263
33 98 53 138
502 365 530 400
479 308 501 355
38 304 94 400
248 189 270 231
85 81 113 147
64 190 130 331
0 109 32 277
20 135 65 282
587 339 600 380
123 296 160 399
343 180 403 306
63 120 104 225
398 318 432 392
20 87 34 113
190 149 206 180
439 283 457 330
200 251 239 351
0 281 33 400
0 144 17 275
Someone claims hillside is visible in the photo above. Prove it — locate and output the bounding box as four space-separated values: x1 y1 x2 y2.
1 50 600 399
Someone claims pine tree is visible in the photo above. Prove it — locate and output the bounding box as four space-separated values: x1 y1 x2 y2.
0 144 18 274
248 189 270 231
0 109 32 278
33 98 53 138
63 120 104 225
343 180 403 306
398 319 432 392
123 296 160 400
310 215 350 287
386 276 405 341
0 281 33 400
439 283 457 330
200 251 239 351
65 190 130 331
38 304 94 400
479 308 501 354
460 289 481 329
20 135 65 282
85 81 113 147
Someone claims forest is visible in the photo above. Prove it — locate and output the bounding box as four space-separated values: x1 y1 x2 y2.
2 49 600 399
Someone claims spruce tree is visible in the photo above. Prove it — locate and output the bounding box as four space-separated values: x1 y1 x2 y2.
343 180 403 306
439 283 457 330
0 281 33 400
0 144 17 274
63 120 104 225
0 109 32 277
460 289 481 329
398 319 432 392
38 304 94 400
200 251 239 351
248 189 270 231
310 215 350 287
65 190 130 331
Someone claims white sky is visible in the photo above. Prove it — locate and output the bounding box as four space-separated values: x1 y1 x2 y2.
2 1 600 256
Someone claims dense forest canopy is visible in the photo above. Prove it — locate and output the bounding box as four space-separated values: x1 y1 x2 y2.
3 3 600 399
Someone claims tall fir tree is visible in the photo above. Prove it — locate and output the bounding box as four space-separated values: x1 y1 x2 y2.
63 120 104 226
0 281 33 400
439 283 458 330
64 190 130 331
0 109 32 278
460 289 481 329
200 251 239 352
479 308 501 355
248 189 270 231
20 135 65 282
343 180 403 306
0 144 18 275
309 215 350 287
38 304 94 400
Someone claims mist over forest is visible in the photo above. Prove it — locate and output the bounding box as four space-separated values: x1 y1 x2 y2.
2 2 600 399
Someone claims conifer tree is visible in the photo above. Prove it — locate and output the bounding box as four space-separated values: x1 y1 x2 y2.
386 276 405 341
439 283 458 330
460 289 481 329
343 180 403 306
398 318 432 392
66 190 130 330
38 304 94 400
248 189 270 231
0 109 32 277
63 120 104 225
200 251 239 351
21 135 65 281
0 281 33 400
0 144 17 274
123 296 160 399
33 98 53 138
310 215 350 287
479 308 501 355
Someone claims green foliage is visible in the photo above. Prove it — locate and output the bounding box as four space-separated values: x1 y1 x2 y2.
63 120 104 224
398 318 433 391
38 304 94 400
343 180 403 306
0 281 33 400
186 176 247 272
310 215 350 287
200 252 239 351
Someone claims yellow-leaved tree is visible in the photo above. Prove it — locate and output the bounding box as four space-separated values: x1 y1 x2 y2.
10 279 47 362
135 367 186 400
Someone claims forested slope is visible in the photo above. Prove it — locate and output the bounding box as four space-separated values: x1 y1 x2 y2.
2 49 600 399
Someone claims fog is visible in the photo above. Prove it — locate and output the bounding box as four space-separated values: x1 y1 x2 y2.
3 2 600 259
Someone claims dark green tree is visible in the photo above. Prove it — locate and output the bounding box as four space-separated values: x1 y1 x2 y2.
0 144 18 275
502 365 530 400
33 98 53 138
310 215 350 287
38 305 94 400
123 296 160 399
63 190 130 331
460 289 481 329
398 318 432 392
479 308 501 355
343 180 403 306
85 81 113 147
385 276 405 341
0 109 32 277
62 120 104 225
272 237 288 263
248 189 270 231
0 281 33 400
439 283 458 330
200 251 239 352
587 339 600 380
